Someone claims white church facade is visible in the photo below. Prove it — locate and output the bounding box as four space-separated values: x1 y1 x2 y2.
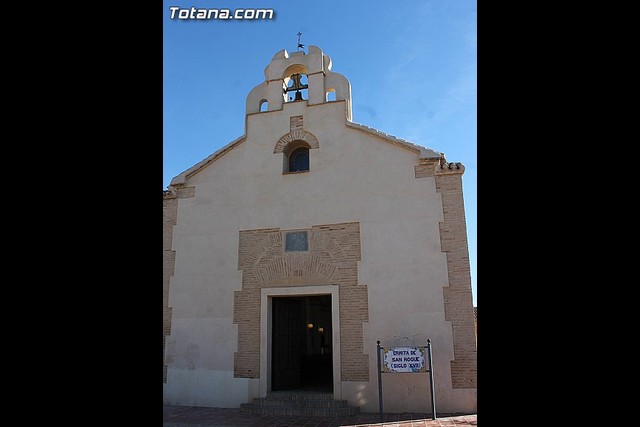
163 46 476 414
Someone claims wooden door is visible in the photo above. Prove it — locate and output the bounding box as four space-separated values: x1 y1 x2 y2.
271 297 304 390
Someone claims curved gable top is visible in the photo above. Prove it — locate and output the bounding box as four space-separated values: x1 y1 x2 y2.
169 46 443 188
246 45 352 119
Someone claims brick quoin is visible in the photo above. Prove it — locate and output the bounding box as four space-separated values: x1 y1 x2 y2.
162 187 195 383
435 168 477 389
162 192 177 383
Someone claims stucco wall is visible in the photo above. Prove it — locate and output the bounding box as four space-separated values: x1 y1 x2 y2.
163 100 476 413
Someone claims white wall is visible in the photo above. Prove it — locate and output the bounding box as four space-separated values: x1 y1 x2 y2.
163 100 476 413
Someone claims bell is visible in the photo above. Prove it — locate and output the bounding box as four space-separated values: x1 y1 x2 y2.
291 73 303 89
294 90 304 101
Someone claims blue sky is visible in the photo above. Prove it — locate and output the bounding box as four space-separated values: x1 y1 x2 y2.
163 0 477 305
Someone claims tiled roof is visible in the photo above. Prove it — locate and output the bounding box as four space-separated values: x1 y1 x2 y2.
170 135 246 186
346 121 441 159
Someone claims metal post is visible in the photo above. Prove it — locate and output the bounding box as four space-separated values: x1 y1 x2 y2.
427 339 436 420
377 340 384 421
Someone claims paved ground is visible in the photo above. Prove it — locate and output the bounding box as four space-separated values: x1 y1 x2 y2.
163 405 477 427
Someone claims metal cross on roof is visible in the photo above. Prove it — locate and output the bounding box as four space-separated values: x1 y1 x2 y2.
296 32 305 51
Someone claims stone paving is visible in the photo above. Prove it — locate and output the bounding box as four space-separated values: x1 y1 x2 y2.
163 405 477 427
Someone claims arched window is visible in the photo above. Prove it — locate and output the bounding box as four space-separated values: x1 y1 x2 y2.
326 89 336 102
281 139 312 174
288 147 309 172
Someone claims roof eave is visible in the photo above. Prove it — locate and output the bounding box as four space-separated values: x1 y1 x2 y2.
169 135 246 187
346 121 441 159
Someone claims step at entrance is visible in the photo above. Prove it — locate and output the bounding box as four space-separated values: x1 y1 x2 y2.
240 391 360 417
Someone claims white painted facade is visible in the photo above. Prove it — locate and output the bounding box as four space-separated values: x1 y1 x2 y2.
163 46 476 414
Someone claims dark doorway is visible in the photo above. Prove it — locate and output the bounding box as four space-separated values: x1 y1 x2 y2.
271 295 333 392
